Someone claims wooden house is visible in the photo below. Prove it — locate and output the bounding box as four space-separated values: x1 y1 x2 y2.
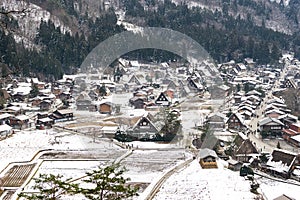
128 74 141 85
30 97 42 107
233 94 242 104
179 86 190 98
59 91 71 101
129 96 147 109
205 112 227 130
51 110 74 122
76 92 96 111
263 149 297 179
99 102 112 114
0 106 23 116
187 77 204 92
232 132 258 162
265 109 286 118
0 124 13 139
12 93 26 102
282 122 300 141
167 80 178 90
128 115 159 140
155 92 171 107
198 148 218 169
227 113 245 130
245 90 262 97
290 135 300 147
10 115 30 129
277 114 298 127
259 117 285 137
0 113 12 125
39 100 52 111
52 87 62 96
36 117 54 129
227 159 242 171
283 78 297 89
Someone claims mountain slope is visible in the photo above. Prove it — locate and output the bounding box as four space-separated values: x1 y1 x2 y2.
0 0 300 79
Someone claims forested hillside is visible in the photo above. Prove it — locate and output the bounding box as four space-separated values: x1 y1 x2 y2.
0 9 123 80
1 0 300 80
123 0 297 64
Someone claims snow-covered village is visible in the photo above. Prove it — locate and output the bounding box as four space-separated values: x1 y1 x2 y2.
0 51 299 200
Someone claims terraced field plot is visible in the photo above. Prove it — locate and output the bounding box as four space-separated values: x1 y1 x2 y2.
39 149 127 160
2 191 15 200
1 164 36 187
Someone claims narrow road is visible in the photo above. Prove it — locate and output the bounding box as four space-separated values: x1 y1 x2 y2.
247 61 293 153
146 158 194 200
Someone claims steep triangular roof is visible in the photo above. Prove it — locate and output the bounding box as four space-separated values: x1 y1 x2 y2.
128 74 141 85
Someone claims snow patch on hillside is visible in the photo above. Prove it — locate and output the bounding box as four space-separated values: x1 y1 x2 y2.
0 0 72 48
270 0 290 7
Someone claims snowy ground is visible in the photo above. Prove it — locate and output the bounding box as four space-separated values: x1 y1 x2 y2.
0 130 53 172
126 141 181 149
153 160 257 200
20 149 192 199
23 160 102 190
121 149 191 183
0 129 121 173
256 175 300 200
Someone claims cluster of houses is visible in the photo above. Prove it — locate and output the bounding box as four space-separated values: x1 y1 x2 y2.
0 76 75 139
258 97 298 139
1 53 300 183
201 54 300 181
73 59 218 140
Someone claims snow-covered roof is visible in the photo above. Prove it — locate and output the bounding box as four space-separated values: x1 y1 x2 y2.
15 115 30 121
0 113 12 120
265 109 286 115
246 90 262 96
13 84 32 96
56 109 73 115
259 117 284 126
127 109 147 117
267 149 297 173
198 148 218 159
290 134 300 143
0 124 12 132
38 117 53 123
7 106 21 111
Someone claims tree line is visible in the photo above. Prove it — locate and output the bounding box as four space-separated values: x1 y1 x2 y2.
19 163 139 200
0 9 124 80
123 0 295 64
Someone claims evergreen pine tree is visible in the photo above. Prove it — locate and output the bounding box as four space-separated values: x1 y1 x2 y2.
81 164 139 200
